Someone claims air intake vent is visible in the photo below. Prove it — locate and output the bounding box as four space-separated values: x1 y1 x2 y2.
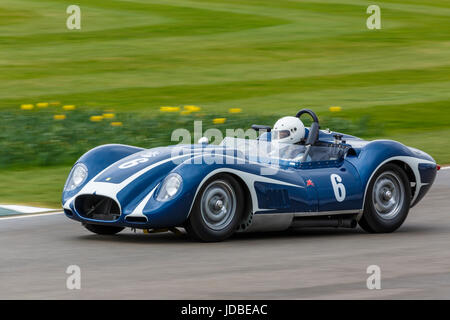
125 216 148 223
75 195 120 221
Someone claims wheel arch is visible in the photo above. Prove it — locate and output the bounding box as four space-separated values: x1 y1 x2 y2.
360 157 419 219
221 172 254 231
387 160 416 199
185 169 256 227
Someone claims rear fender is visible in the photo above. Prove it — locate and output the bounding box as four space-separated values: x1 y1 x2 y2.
346 140 436 211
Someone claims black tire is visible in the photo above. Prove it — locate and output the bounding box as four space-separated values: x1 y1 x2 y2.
359 163 411 233
83 223 125 235
185 174 244 242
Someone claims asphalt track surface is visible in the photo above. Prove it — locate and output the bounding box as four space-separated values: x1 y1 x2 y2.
1 169 450 299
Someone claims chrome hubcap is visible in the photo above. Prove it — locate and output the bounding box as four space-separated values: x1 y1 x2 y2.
372 171 404 220
201 180 236 230
383 190 393 200
215 199 224 209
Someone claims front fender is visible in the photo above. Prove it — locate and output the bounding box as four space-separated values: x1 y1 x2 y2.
62 144 144 205
138 156 270 227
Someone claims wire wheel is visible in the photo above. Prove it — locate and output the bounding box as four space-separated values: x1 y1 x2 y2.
200 180 237 231
372 170 405 220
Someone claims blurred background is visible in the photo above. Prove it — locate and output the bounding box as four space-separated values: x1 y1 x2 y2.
1 0 449 208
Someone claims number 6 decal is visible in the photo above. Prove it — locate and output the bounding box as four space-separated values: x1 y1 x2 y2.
330 174 346 202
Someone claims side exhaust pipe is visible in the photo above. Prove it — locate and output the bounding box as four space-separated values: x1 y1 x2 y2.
291 216 357 229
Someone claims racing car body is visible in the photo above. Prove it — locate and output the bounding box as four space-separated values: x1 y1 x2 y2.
62 109 438 241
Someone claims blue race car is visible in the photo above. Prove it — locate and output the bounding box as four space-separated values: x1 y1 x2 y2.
62 109 438 241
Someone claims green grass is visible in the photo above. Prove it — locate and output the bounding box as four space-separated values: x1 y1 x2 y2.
0 108 378 169
0 0 449 206
0 167 70 207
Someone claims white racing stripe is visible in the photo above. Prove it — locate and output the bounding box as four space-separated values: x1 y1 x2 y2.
63 153 199 210
0 211 63 220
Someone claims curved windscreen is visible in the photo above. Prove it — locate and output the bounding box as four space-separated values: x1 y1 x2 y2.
220 137 347 165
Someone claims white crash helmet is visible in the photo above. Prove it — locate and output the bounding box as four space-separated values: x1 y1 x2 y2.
272 116 305 144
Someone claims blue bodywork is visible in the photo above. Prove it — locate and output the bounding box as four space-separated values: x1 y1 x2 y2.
62 129 437 230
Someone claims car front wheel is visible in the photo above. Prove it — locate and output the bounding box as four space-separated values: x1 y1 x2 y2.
359 163 411 233
185 174 244 242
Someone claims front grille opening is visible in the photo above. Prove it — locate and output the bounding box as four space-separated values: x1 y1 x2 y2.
75 195 120 221
125 216 148 223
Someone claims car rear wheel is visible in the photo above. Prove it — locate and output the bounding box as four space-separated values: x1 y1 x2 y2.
83 223 125 235
359 163 411 233
185 174 244 242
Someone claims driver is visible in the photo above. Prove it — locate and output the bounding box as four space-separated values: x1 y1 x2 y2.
271 116 305 144
270 116 309 161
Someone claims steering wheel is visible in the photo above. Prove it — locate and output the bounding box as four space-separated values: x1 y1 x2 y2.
295 109 320 146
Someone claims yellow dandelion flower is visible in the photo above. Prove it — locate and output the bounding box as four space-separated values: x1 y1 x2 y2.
63 105 76 111
228 108 242 114
37 102 49 108
213 118 226 124
49 102 61 106
111 122 123 127
160 106 180 112
329 106 342 112
53 114 66 120
180 110 192 115
21 104 34 110
90 115 104 122
103 113 115 119
184 105 201 112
